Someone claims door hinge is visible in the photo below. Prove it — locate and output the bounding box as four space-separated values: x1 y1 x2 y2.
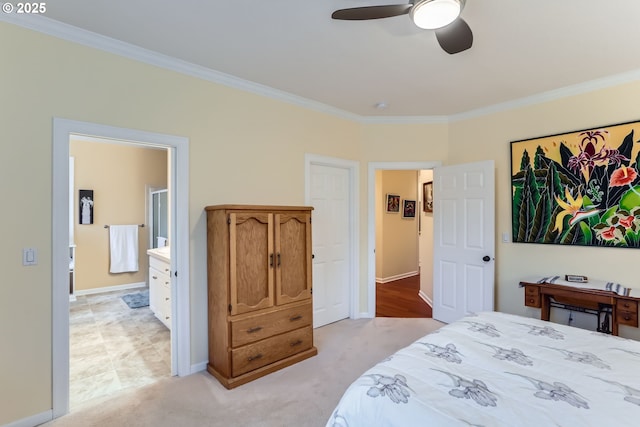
310 288 313 295
174 271 178 277
228 304 232 313
227 216 231 225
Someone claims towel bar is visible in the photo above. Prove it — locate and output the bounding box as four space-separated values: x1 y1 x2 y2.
104 224 145 228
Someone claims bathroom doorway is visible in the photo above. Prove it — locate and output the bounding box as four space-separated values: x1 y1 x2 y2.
52 118 191 418
68 137 171 408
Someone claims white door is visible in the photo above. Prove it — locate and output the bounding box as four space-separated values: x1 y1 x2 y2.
432 160 495 323
310 164 351 327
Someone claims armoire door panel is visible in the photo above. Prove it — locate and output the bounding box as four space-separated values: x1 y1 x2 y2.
230 212 274 314
275 213 312 305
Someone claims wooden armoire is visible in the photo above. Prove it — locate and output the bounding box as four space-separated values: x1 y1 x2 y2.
205 205 317 389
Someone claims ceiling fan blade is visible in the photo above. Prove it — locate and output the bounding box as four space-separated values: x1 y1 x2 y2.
434 18 473 54
331 5 412 21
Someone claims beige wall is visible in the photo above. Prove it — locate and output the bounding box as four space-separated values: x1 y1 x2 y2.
4 20 640 426
1 23 363 424
375 170 419 281
447 81 640 340
70 139 168 291
418 170 434 301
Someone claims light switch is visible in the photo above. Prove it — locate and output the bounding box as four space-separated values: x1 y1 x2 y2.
23 248 37 266
502 232 510 243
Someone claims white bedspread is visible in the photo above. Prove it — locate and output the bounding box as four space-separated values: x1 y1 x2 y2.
327 311 640 427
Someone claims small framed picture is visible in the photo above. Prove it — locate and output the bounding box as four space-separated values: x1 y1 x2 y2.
423 181 433 213
402 200 416 219
386 194 400 213
565 274 588 283
79 189 94 225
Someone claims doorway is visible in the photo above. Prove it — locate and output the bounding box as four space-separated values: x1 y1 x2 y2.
367 161 441 318
374 168 435 318
52 119 191 418
68 137 169 407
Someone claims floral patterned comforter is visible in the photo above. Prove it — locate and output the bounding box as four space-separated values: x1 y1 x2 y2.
326 311 640 427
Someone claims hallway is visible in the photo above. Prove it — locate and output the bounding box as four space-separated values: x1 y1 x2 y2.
376 275 432 318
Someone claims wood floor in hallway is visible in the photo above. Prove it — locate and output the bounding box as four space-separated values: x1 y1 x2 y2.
376 275 432 318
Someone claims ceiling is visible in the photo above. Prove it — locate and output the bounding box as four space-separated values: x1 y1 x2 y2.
24 1 640 118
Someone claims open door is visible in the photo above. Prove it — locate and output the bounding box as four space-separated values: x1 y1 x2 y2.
432 160 495 323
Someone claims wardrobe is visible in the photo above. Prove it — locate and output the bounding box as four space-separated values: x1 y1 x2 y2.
205 205 317 389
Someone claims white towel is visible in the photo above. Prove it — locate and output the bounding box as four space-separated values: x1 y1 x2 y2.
109 225 139 273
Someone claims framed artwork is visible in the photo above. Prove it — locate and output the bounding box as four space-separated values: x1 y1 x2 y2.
386 193 400 213
511 120 640 247
402 199 416 219
423 181 433 212
79 189 94 225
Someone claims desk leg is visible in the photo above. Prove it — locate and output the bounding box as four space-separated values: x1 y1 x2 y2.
541 294 551 321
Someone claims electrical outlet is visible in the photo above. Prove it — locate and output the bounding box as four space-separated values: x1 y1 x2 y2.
23 248 37 266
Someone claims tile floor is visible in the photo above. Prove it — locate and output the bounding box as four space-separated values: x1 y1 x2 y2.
69 288 171 409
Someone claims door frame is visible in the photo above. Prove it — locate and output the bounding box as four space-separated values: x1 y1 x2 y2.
367 161 441 317
52 118 191 417
304 153 360 322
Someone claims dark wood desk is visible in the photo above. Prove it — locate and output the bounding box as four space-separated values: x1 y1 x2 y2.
521 281 639 335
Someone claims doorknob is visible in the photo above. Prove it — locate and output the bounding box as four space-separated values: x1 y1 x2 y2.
482 255 491 262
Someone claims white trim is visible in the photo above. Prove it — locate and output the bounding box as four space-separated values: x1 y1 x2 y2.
418 290 433 308
2 14 360 123
448 68 640 122
367 161 441 318
191 361 208 374
376 271 419 284
3 410 52 427
304 153 360 323
52 119 191 420
4 14 639 124
73 282 146 296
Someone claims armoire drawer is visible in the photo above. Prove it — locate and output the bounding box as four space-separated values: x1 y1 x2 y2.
231 302 312 347
231 326 312 377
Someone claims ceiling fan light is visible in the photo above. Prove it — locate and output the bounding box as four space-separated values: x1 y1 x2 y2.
411 0 462 30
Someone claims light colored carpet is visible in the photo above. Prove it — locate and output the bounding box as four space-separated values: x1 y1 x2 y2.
44 317 444 427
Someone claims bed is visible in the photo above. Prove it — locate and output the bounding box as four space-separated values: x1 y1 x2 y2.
327 311 640 426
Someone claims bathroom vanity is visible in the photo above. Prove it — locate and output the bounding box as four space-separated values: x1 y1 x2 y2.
147 246 171 330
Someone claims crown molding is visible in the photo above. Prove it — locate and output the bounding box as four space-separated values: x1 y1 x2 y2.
449 68 640 123
3 13 640 126
1 14 366 121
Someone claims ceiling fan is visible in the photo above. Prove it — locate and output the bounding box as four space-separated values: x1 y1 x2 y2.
331 0 473 54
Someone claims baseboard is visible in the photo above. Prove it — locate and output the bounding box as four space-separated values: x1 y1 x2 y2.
73 281 146 296
191 360 208 374
376 271 419 284
3 410 52 427
418 290 433 307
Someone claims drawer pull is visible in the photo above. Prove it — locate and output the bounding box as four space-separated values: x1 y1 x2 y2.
165 316 170 320
624 315 632 321
152 275 158 280
290 315 303 322
623 303 631 308
248 353 263 362
247 326 263 334
290 339 303 347
165 297 170 301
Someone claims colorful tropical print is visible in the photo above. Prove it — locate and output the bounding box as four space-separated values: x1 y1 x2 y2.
511 122 640 247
